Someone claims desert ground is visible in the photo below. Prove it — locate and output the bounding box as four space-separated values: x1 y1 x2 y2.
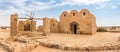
30 45 120 52
0 28 120 52
30 32 120 52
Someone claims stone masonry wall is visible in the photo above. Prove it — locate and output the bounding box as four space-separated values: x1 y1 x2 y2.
43 17 50 35
59 9 97 35
18 21 24 31
10 13 18 36
50 18 59 33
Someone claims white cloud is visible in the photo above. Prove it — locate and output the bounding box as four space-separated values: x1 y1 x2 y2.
95 3 106 9
19 0 111 11
0 0 112 12
0 0 27 7
48 0 56 4
96 4 118 9
60 0 110 5
95 0 120 9
0 0 119 26
111 6 117 8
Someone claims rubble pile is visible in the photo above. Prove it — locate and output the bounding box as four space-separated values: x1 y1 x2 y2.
0 35 47 52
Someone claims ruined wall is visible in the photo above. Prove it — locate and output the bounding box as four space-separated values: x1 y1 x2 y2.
43 17 50 34
24 20 31 31
50 18 59 33
23 20 36 32
10 13 18 36
59 9 97 35
18 21 24 31
37 26 43 32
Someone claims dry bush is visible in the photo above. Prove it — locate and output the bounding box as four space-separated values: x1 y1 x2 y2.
97 28 107 32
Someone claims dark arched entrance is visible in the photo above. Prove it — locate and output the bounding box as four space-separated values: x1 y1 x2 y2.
70 22 79 34
24 24 31 31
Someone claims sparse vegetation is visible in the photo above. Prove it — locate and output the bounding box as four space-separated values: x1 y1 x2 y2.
97 28 107 32
1 27 6 29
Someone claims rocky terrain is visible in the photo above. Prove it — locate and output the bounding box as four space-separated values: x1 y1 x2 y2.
0 30 120 52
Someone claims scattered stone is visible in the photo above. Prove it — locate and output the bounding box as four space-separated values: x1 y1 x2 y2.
0 41 14 52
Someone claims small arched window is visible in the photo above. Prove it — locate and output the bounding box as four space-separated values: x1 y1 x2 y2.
83 12 86 16
64 14 66 17
73 13 75 16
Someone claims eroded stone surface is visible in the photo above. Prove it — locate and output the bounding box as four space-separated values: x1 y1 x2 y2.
0 32 120 52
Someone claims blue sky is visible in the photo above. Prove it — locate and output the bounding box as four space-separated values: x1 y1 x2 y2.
0 0 120 26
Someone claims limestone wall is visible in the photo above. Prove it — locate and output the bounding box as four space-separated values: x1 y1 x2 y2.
22 20 36 32
10 13 18 36
24 20 31 31
91 14 97 34
50 18 59 33
37 26 43 32
59 11 70 33
18 21 24 31
43 17 50 34
59 9 97 35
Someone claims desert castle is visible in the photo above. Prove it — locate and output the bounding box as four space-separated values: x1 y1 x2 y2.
10 9 97 36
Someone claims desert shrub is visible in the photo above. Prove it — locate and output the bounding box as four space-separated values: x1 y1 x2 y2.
97 28 107 32
1 27 6 29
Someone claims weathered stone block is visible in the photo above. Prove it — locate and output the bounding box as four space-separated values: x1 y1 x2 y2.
18 21 24 31
10 13 18 36
43 17 50 35
37 26 43 32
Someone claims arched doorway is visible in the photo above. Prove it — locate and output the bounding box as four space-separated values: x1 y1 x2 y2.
24 24 31 31
70 22 79 34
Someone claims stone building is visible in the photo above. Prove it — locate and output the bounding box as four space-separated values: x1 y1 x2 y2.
18 20 36 32
50 9 97 34
10 14 50 36
11 9 97 36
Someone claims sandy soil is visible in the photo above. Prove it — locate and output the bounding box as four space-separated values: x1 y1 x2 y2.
30 32 120 52
0 29 10 40
30 45 120 52
0 30 120 52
